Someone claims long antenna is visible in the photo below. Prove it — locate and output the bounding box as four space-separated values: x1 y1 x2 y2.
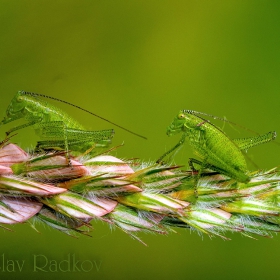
185 109 279 146
185 110 261 135
22 91 147 140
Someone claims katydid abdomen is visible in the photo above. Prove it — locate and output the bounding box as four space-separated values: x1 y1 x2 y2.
187 121 249 182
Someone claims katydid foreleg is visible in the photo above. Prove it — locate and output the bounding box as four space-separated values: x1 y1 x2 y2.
4 120 40 137
156 133 186 164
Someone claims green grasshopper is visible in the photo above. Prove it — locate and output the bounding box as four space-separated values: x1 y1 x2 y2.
0 91 146 161
157 110 276 184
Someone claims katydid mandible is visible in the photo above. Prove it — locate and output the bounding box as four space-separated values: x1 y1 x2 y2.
0 91 146 160
157 110 276 183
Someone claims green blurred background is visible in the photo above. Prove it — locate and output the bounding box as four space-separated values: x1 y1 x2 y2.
0 1 279 279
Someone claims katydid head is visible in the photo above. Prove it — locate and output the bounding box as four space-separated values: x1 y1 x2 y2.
166 111 188 136
167 110 206 136
0 91 26 125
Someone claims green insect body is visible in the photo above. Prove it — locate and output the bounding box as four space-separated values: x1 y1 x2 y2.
0 91 114 154
159 110 276 183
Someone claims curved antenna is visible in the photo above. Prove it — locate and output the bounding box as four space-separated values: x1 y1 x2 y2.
22 91 147 140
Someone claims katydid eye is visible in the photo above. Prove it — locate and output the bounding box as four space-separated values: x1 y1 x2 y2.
17 96 23 102
178 113 185 119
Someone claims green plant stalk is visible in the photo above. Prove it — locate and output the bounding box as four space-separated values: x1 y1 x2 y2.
0 142 279 245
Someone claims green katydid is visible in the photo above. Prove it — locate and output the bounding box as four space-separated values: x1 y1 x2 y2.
157 110 276 184
0 91 146 161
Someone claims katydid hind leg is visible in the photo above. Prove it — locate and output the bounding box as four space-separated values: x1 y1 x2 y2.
37 121 113 141
36 122 114 152
233 131 276 151
35 121 73 165
189 157 228 176
188 157 249 183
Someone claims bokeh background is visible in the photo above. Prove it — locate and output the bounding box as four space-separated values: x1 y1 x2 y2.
0 1 279 279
